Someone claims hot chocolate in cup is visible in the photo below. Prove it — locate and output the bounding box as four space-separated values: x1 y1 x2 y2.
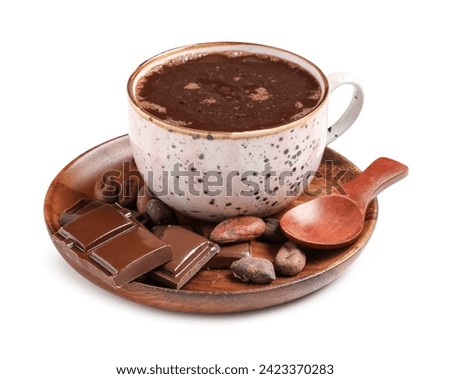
128 42 363 221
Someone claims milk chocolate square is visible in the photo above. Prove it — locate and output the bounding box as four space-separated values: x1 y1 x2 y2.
59 199 104 226
89 226 174 287
57 204 134 251
150 225 219 289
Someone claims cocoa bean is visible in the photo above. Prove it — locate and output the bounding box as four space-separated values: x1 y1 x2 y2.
136 185 153 214
259 218 287 243
118 177 140 208
93 175 120 203
275 241 306 276
210 216 265 244
146 198 177 225
192 223 216 239
231 257 275 284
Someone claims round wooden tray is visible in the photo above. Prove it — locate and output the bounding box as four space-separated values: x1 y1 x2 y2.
44 135 378 313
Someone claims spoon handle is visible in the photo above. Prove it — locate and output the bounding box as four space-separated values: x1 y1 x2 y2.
343 157 408 213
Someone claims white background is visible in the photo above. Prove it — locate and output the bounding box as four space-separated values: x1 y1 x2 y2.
1 1 448 378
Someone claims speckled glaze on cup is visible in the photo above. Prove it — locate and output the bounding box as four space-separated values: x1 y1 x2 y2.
128 42 363 221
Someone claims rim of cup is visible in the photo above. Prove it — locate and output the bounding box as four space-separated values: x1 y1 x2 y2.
127 41 330 140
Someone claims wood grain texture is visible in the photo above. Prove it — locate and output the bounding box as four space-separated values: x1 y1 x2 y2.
44 135 378 313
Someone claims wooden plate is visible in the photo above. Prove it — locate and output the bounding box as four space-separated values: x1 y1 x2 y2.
44 135 378 313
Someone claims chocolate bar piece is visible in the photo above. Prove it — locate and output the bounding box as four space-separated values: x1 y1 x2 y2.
59 199 104 226
58 203 134 251
151 225 219 289
55 203 173 287
60 198 149 226
205 242 252 269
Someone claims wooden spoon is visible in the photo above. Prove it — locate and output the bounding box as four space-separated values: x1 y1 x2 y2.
280 157 408 249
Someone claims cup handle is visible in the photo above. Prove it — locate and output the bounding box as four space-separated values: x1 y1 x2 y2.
326 72 364 145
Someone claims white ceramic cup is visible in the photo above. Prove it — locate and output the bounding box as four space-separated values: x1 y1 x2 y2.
128 42 363 221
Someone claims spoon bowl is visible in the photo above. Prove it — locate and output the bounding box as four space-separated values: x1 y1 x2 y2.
282 196 364 249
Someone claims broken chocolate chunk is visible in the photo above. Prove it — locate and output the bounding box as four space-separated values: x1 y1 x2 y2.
150 225 219 289
59 199 104 226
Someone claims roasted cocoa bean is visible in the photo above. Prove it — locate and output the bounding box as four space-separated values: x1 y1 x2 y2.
93 175 120 203
231 257 275 284
192 223 216 239
275 241 306 276
210 216 265 244
146 198 177 225
259 218 287 243
118 176 140 208
136 185 153 214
